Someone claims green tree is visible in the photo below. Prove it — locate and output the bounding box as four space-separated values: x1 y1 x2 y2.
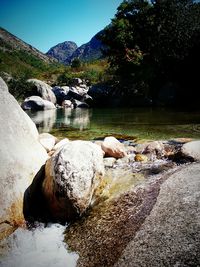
101 0 200 104
71 58 81 69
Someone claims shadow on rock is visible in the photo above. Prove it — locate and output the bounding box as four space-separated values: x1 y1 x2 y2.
23 165 51 224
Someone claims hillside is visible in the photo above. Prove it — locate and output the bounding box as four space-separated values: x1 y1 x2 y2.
0 27 56 63
0 27 57 78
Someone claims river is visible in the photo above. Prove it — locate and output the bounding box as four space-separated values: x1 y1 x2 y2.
1 107 200 267
0 223 78 267
26 107 200 140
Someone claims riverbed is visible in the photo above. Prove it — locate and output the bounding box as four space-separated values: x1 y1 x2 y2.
26 107 200 140
1 107 200 267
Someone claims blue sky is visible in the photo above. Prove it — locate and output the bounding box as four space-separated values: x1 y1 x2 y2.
0 0 122 53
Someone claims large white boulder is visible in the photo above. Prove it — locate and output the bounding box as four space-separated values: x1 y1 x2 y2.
0 77 48 228
53 138 69 151
27 79 56 104
115 163 200 267
21 96 56 110
181 140 200 161
43 141 105 221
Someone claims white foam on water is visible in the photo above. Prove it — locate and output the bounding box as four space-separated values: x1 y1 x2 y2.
0 224 79 267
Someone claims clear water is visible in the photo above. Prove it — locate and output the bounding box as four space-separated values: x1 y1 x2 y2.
0 224 78 267
26 107 200 140
2 107 199 267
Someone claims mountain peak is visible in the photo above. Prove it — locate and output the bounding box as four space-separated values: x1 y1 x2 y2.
46 31 105 64
46 41 78 62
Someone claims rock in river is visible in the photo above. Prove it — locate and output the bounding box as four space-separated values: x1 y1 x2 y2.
181 140 200 161
21 96 56 110
115 163 200 267
0 77 48 236
27 78 56 104
65 162 200 267
42 140 105 222
38 133 57 152
101 136 127 159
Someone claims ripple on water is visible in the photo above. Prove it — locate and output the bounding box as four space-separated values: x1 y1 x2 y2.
0 223 78 267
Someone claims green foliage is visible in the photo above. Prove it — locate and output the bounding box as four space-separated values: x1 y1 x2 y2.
101 0 200 104
0 49 49 78
56 72 74 86
55 59 109 85
71 58 81 69
8 77 36 101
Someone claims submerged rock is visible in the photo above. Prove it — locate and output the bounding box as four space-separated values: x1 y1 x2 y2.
65 161 200 267
42 141 105 222
135 154 148 162
0 77 48 233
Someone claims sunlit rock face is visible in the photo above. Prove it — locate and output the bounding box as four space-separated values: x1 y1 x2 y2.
181 140 200 161
43 140 105 222
21 96 56 111
27 79 56 104
46 41 78 63
115 163 200 267
38 133 57 152
0 77 48 231
101 136 127 158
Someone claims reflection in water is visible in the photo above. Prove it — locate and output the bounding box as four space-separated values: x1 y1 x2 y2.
26 107 200 140
0 224 78 267
27 108 91 133
56 108 91 131
26 109 57 133
71 109 91 130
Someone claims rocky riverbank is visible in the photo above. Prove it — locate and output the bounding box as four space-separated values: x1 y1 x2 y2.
0 77 48 240
65 162 200 267
1 76 200 266
20 78 92 110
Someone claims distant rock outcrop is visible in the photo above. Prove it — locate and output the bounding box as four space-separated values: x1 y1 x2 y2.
46 31 105 64
66 31 105 64
46 41 78 62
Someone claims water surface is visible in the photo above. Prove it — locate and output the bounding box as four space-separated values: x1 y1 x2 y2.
27 107 200 140
0 224 78 267
2 107 199 267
